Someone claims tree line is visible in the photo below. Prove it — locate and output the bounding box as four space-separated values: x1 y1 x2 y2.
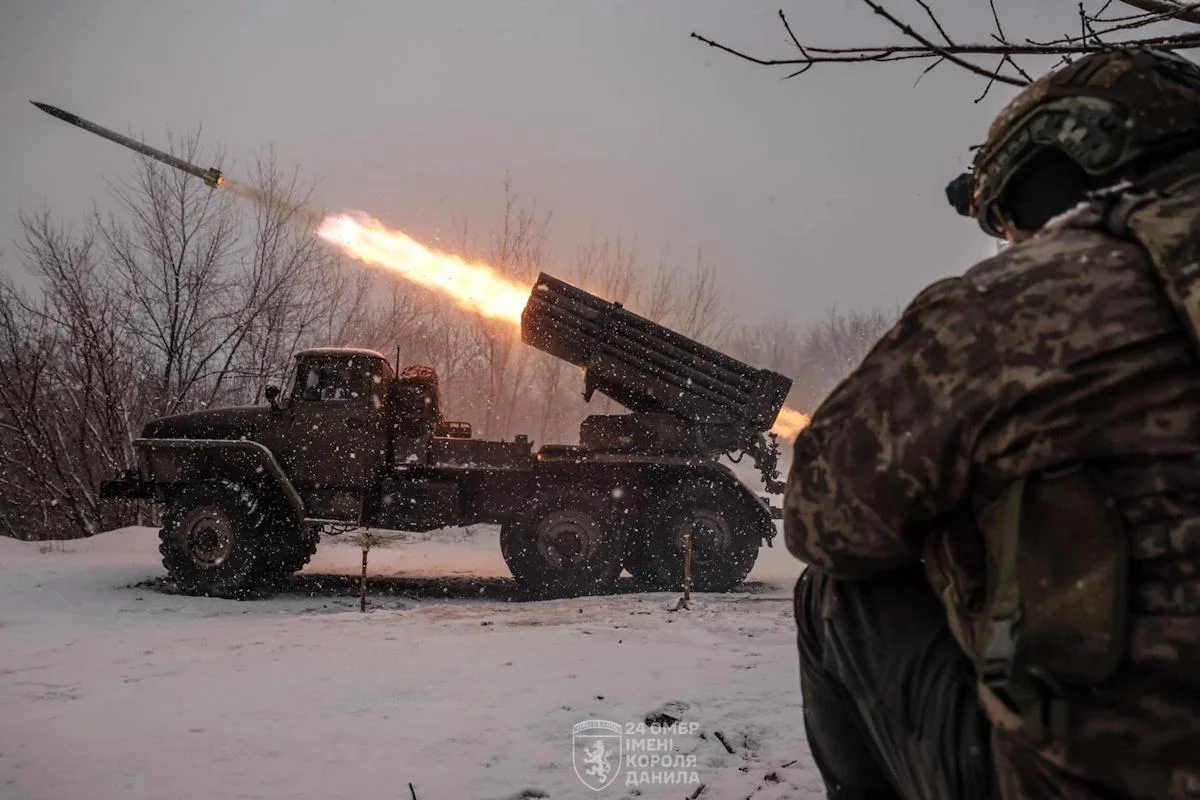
0 141 892 539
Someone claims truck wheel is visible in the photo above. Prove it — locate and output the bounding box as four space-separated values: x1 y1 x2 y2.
500 488 625 599
275 527 320 576
640 481 761 593
159 481 266 598
251 514 319 589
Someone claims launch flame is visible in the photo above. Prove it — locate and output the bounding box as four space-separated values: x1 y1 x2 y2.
316 212 530 323
315 211 808 439
771 407 811 440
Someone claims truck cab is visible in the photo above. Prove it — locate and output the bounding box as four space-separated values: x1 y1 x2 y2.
260 348 528 530
258 348 395 521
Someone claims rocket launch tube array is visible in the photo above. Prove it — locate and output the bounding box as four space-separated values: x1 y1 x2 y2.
521 272 792 433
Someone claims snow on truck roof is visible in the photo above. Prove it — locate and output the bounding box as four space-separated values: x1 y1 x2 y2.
295 347 388 360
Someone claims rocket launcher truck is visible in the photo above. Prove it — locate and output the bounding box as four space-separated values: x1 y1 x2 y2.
102 273 793 599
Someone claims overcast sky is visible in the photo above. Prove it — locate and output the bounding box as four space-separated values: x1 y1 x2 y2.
1 1 1180 322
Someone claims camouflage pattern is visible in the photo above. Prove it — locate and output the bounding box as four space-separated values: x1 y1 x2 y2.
785 154 1200 799
967 48 1200 236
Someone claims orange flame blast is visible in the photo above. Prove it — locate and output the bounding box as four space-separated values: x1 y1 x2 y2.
316 212 530 323
771 407 811 440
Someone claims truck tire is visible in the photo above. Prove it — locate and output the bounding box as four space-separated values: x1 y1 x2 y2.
500 487 625 599
159 481 266 598
251 515 319 589
639 480 761 593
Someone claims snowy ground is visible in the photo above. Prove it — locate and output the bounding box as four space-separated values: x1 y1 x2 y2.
1 526 822 800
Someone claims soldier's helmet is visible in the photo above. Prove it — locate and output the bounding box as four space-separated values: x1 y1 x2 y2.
949 48 1200 237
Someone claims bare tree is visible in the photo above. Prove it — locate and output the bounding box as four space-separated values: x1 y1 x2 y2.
0 134 351 538
729 314 805 384
468 177 550 439
230 149 348 404
580 239 639 303
693 2 1200 100
667 254 734 345
730 306 896 411
0 216 143 536
97 135 242 416
797 306 896 407
92 136 346 416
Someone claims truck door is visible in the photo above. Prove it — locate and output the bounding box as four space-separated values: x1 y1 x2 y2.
279 354 389 495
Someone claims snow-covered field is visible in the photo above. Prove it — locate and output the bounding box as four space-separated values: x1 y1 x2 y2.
1 526 821 800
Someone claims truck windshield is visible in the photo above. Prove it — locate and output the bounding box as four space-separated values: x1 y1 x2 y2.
295 357 379 403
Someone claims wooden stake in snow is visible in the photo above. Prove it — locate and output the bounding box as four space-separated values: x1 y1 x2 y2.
360 546 369 613
667 528 695 613
348 529 402 612
686 527 696 604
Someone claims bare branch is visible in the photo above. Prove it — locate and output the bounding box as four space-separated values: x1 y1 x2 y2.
974 57 1008 103
912 0 955 47
913 55 946 86
1003 53 1034 82
989 0 1008 41
693 3 1200 90
1117 0 1200 24
860 0 1024 86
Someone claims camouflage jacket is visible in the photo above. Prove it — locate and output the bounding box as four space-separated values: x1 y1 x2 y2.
784 157 1200 798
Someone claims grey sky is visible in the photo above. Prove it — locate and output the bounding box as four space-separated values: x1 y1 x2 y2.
0 1 1158 322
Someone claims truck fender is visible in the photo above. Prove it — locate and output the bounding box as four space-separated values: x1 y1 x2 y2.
133 438 304 521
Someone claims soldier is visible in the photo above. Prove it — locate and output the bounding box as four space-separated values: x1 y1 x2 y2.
786 48 1200 799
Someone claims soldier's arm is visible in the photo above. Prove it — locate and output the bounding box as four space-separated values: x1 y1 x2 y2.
783 277 998 578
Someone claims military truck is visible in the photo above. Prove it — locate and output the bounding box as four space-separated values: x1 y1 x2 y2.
101 273 793 599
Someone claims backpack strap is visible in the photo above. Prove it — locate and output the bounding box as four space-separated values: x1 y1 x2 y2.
975 477 1069 743
1122 185 1200 352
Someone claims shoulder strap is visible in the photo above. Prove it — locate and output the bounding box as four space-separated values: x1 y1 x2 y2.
1081 170 1200 353
1124 189 1200 353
